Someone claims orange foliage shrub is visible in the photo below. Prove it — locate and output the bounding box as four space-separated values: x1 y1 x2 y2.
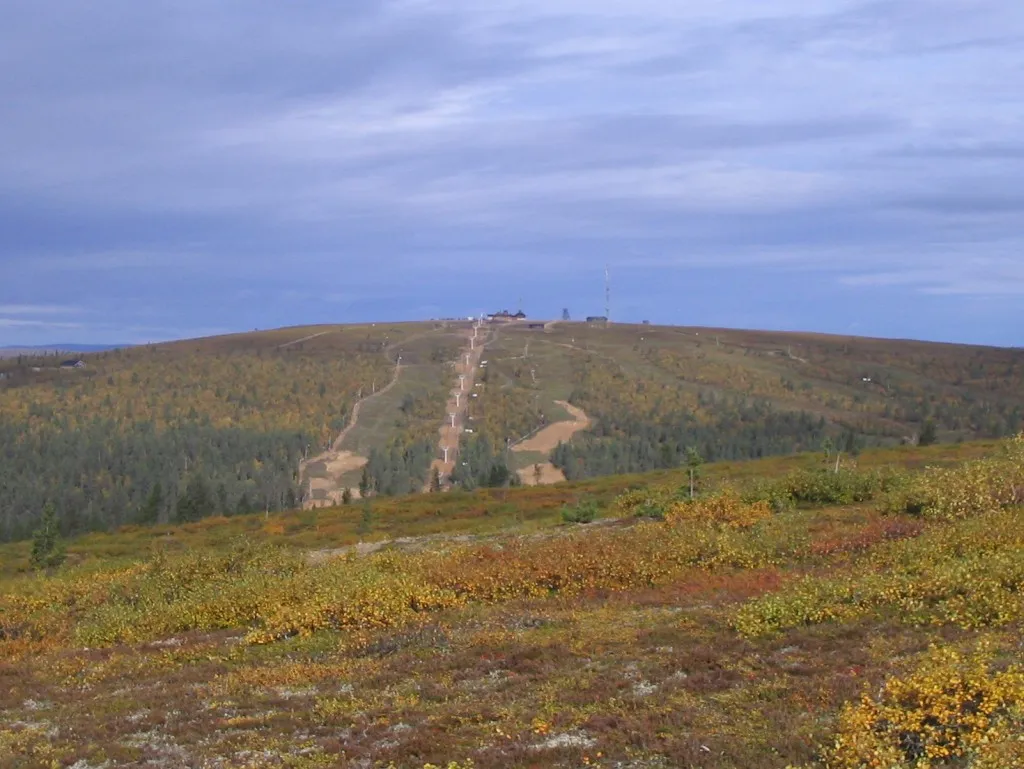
665 489 772 529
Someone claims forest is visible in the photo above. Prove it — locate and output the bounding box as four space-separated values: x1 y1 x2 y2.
0 325 444 541
3 321 1023 540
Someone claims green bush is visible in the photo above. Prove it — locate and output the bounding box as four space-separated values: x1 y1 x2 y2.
784 467 907 506
561 499 599 524
739 478 795 514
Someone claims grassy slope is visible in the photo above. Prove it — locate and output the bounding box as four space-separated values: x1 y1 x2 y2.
1 438 1020 769
524 321 1024 440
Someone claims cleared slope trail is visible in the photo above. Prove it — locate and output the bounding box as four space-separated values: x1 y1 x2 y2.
425 322 496 490
300 325 459 507
300 357 404 508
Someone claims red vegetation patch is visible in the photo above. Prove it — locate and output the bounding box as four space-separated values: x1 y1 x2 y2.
603 567 788 607
809 517 925 557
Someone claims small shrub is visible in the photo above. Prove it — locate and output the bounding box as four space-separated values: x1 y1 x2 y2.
733 507 1024 637
612 485 676 519
784 467 899 506
740 478 795 513
561 500 599 524
878 435 1024 521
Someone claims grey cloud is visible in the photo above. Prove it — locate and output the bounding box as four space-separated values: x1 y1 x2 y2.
1 0 1023 346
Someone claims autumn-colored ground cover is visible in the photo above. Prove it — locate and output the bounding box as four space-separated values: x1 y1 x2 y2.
1 437 1022 767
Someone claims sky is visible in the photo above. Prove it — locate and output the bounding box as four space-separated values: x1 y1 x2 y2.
1 1 1023 347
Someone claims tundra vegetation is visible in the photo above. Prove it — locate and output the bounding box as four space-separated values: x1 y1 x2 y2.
1 434 1022 767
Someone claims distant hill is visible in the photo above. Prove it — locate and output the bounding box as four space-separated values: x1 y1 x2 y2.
0 343 129 359
1 320 1022 542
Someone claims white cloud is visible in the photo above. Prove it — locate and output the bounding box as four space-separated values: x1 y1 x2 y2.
0 318 83 329
0 304 80 315
840 253 1024 296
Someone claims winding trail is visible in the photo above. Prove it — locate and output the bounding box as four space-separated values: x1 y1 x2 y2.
513 401 590 453
277 330 333 349
300 359 402 508
329 363 403 452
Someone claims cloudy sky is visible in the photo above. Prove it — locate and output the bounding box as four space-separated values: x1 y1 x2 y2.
1 1 1023 346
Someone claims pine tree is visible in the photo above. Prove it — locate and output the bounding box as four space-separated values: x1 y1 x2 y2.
216 483 229 514
30 503 66 571
341 487 353 505
918 419 938 447
176 475 214 523
357 500 374 536
430 467 442 492
139 482 163 524
235 492 252 516
358 466 373 498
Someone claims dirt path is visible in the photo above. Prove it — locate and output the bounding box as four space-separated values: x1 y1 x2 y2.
513 401 590 487
300 361 402 508
276 330 333 349
425 323 494 490
513 401 590 453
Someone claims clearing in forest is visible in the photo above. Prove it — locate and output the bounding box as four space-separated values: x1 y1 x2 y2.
513 400 590 485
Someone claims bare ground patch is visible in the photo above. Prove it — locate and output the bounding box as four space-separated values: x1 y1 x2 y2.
517 461 567 486
513 401 590 454
305 451 367 507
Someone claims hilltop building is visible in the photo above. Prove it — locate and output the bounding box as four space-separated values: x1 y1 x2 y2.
486 310 526 321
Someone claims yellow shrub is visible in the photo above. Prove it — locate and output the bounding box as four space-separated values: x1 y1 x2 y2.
880 432 1024 521
665 488 772 529
826 644 1024 769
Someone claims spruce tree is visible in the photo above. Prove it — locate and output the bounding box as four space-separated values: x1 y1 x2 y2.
918 419 938 447
30 503 66 571
139 482 163 524
176 475 214 523
235 492 253 516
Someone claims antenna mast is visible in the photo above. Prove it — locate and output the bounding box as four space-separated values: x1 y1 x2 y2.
605 263 610 323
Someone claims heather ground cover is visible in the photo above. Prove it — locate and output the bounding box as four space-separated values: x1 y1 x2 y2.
1 437 1022 767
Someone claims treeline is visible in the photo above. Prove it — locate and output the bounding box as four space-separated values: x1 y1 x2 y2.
551 396 835 481
450 436 520 490
0 418 305 542
358 438 436 497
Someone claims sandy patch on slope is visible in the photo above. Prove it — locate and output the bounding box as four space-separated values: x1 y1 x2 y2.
513 401 590 454
323 451 368 476
304 451 367 508
516 462 567 486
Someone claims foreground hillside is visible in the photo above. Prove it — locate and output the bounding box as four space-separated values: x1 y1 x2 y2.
2 437 1023 767
2 320 1022 543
